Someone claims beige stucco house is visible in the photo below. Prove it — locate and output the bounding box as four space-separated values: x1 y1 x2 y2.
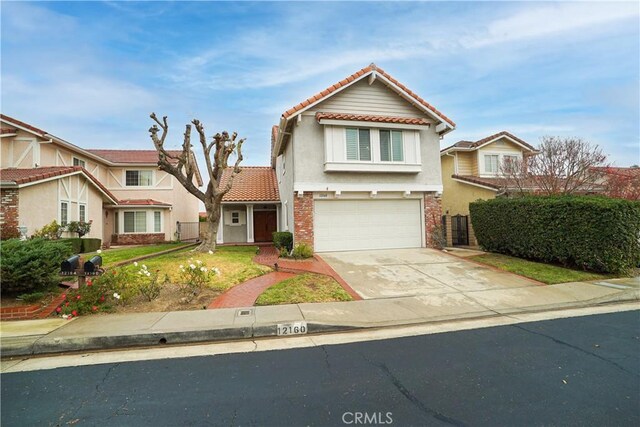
269 63 455 252
440 131 537 246
0 114 202 245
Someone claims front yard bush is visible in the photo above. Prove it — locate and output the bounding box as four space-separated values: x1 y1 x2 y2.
469 196 640 274
0 238 73 293
82 238 102 253
273 231 293 251
291 243 314 259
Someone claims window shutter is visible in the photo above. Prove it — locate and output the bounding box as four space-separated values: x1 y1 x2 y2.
380 130 391 161
359 129 371 161
346 128 358 160
391 131 403 161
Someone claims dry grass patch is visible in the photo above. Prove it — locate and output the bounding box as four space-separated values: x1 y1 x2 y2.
255 273 352 306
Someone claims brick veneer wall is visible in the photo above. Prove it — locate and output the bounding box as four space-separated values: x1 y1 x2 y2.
424 192 443 248
1 188 19 228
293 192 314 249
111 233 166 245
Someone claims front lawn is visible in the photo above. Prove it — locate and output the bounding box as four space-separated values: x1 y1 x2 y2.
470 253 614 285
62 246 271 316
85 242 192 266
255 273 353 306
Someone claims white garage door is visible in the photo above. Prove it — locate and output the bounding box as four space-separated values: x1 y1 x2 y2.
314 199 422 252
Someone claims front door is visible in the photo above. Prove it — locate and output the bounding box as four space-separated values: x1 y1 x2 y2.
254 210 277 242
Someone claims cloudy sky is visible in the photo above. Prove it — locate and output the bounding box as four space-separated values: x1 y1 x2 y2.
2 1 639 166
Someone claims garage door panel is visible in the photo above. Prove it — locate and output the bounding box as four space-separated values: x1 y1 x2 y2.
314 199 422 252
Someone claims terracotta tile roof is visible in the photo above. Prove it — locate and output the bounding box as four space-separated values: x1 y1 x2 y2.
220 167 280 202
1 128 17 135
117 199 172 207
452 174 503 190
282 63 455 127
85 149 183 164
442 131 535 153
0 114 47 137
316 112 430 125
592 166 640 177
0 166 118 203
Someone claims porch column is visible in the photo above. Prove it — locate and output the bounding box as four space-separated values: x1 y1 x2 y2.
216 207 223 244
246 204 254 243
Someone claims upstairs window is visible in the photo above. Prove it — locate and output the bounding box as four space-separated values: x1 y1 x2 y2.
484 155 499 174
125 170 153 186
73 157 85 168
346 128 371 161
60 202 69 226
379 130 404 162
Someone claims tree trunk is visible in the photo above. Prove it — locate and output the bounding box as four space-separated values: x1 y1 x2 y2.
196 203 221 252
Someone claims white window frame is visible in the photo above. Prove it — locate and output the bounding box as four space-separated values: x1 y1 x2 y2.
73 157 86 168
379 129 404 162
123 211 147 233
345 128 372 162
230 211 241 226
60 201 69 226
125 170 153 187
154 211 162 233
483 154 499 174
79 203 87 223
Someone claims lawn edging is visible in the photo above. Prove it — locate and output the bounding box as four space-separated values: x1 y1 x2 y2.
109 242 199 267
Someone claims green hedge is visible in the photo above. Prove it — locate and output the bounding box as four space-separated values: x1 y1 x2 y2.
58 238 102 253
469 196 640 274
273 231 293 251
0 238 73 293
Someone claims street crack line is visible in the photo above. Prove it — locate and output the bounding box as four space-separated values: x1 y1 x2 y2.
512 324 639 377
360 353 468 427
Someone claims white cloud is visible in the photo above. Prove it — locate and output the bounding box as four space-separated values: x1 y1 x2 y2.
462 2 639 48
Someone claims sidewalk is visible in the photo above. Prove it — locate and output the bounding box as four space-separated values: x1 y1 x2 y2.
1 277 638 357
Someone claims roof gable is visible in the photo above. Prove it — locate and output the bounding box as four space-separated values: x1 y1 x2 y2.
441 131 536 155
281 64 455 127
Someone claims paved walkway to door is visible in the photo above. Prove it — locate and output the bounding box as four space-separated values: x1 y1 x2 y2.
320 248 542 300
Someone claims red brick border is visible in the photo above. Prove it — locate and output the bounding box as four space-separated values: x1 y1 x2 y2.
0 292 67 321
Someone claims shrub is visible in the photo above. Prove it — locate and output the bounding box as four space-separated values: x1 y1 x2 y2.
66 220 92 238
178 258 220 300
82 238 102 253
58 277 118 317
1 223 21 240
91 264 140 305
18 291 46 304
273 231 293 251
58 238 83 254
32 220 63 240
135 264 162 302
291 243 314 260
469 196 640 274
0 238 73 293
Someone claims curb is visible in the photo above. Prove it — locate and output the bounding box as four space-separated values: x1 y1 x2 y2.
2 290 637 358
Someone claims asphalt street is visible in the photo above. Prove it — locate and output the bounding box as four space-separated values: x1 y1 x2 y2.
2 310 639 426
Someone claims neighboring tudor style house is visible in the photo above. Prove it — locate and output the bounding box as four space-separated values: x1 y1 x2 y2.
440 131 537 246
215 63 456 251
0 114 202 245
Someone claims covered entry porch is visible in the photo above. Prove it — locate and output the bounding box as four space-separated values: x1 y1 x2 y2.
216 203 281 244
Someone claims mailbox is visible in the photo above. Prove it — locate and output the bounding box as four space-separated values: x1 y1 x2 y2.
83 255 103 275
60 255 80 275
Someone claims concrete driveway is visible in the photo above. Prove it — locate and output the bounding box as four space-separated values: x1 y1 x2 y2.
320 248 539 299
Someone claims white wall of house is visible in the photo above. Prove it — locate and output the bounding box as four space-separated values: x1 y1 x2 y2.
275 138 294 232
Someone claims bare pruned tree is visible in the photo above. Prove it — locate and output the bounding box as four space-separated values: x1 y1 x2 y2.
149 113 244 252
499 136 608 195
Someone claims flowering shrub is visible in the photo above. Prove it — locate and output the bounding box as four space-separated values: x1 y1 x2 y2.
91 264 139 305
178 258 220 299
135 263 163 302
57 278 114 317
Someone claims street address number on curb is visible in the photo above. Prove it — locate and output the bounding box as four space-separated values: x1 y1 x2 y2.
277 321 308 336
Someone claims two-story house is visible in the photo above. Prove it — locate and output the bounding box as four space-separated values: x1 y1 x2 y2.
440 131 537 246
265 63 455 252
0 114 202 245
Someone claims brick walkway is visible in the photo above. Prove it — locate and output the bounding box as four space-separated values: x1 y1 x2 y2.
207 272 296 309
